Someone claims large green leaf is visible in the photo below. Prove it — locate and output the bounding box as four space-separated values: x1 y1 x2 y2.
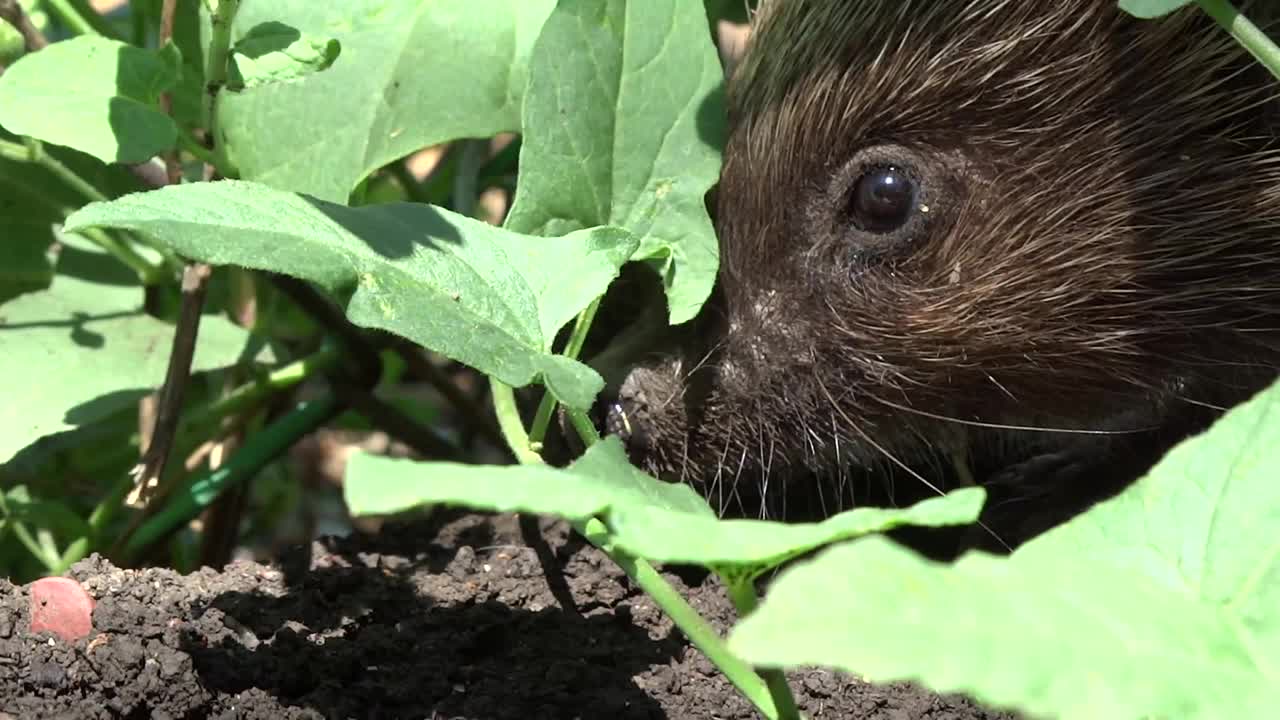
730 378 1280 720
504 0 724 324
347 432 978 577
217 0 555 202
345 435 714 521
608 488 984 576
0 36 181 163
63 180 638 409
0 238 266 463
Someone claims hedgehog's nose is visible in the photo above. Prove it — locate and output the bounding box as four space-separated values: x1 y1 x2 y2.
595 369 654 463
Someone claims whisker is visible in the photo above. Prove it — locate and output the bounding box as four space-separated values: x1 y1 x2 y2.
815 377 1014 553
871 395 1157 434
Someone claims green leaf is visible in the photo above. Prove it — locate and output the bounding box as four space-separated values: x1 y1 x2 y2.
229 22 341 90
63 180 639 409
0 35 181 163
609 488 985 575
0 237 268 463
1118 0 1195 18
504 0 725 324
729 378 1280 720
345 435 714 520
347 433 976 577
216 0 555 202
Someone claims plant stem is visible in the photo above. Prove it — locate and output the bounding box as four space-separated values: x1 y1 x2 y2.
490 383 785 720
203 0 239 129
55 472 133 573
12 522 60 572
578 519 783 718
490 380 544 465
132 262 213 501
55 346 340 573
726 578 803 720
184 344 341 431
43 0 100 36
132 0 239 508
453 139 487 218
0 137 104 202
530 297 603 444
527 392 557 446
79 227 167 283
70 0 122 38
0 492 60 572
122 395 341 560
566 407 601 445
131 0 148 47
0 139 167 281
1198 0 1280 80
157 0 181 184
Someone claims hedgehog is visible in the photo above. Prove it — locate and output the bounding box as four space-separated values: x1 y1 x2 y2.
602 0 1280 555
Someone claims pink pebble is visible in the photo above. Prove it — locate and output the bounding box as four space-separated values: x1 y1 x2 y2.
29 577 95 642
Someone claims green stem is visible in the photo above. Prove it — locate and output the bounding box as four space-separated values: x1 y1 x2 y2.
453 139 487 218
70 0 123 38
527 392 557 447
123 394 340 560
54 472 133 573
81 227 168 283
0 137 106 202
579 518 782 719
490 384 782 720
726 578 803 720
12 522 60 572
490 380 544 464
202 0 240 129
1198 0 1280 80
567 408 601 446
131 0 149 47
0 493 60 573
0 138 168 281
44 0 107 36
55 346 341 573
529 297 604 444
187 344 340 430
176 127 227 175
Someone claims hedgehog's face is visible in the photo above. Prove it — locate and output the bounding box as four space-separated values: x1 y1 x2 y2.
606 0 1280 524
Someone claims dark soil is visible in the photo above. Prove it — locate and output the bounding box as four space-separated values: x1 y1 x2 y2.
0 510 1018 719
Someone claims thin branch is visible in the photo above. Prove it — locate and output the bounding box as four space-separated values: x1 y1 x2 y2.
130 0 220 504
0 0 49 51
130 262 213 504
157 0 181 186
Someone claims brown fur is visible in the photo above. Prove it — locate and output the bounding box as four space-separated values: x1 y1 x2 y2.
608 0 1280 552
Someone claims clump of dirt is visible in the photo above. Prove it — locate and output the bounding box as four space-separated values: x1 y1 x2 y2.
0 510 1018 719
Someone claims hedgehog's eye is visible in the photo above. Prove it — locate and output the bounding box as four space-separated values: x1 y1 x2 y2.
850 166 918 233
